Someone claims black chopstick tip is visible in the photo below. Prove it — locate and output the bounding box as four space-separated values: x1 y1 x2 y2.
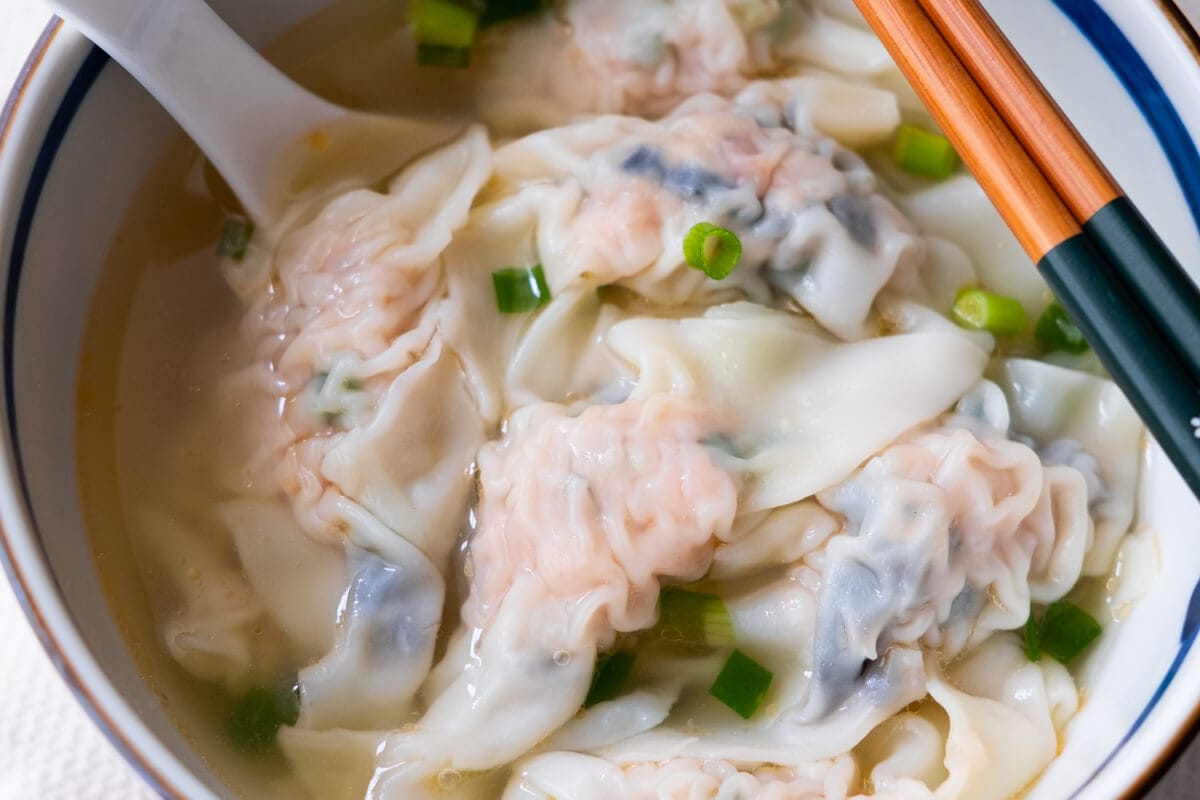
1038 234 1200 499
1084 196 1200 382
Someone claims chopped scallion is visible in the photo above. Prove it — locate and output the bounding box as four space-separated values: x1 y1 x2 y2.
413 0 479 48
417 43 472 68
952 288 1027 336
225 681 300 754
492 264 552 314
342 377 363 391
1035 302 1089 354
683 222 742 280
584 650 636 708
480 0 547 27
709 649 773 719
217 218 255 262
1037 601 1102 664
1024 613 1042 662
892 123 958 179
657 587 736 648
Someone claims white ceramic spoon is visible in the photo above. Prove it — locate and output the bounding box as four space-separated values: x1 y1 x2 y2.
48 0 461 220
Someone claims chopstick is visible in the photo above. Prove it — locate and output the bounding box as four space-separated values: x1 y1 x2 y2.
850 0 1200 496
916 0 1200 381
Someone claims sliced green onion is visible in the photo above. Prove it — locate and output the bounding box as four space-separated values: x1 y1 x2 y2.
342 377 364 391
1038 601 1102 664
417 43 472 68
683 222 742 280
1035 302 1089 354
413 0 479 48
492 264 552 314
1024 612 1042 662
657 587 736 648
584 650 636 708
709 649 773 719
225 681 300 754
952 288 1027 336
892 123 958 179
480 0 547 27
217 218 255 262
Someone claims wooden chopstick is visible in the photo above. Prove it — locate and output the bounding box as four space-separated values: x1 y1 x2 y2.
916 0 1200 381
851 0 1078 260
851 0 1200 496
914 0 1117 219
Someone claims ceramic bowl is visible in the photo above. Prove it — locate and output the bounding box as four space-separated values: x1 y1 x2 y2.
2 1 1200 798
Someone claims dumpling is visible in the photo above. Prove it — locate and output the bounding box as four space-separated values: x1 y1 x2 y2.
220 498 348 660
139 508 270 687
319 338 487 570
371 395 740 794
475 0 787 130
230 129 492 565
804 423 1091 719
929 635 1078 800
502 751 865 800
295 495 445 731
990 358 1142 575
607 302 989 510
489 84 916 339
594 415 1090 773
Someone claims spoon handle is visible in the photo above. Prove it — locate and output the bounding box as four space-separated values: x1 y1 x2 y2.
47 0 347 219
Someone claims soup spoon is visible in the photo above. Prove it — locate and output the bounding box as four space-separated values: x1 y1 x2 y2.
47 0 462 221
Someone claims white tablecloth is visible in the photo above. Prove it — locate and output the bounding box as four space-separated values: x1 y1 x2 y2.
3 1 1200 797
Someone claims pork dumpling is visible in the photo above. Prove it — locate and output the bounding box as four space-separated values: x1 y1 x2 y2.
371 395 740 795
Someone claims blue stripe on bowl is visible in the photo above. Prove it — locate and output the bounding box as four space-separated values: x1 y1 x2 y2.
4 45 108 460
2 4 1200 800
1052 0 1200 238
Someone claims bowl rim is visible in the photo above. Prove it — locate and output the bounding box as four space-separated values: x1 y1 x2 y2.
2 4 1200 800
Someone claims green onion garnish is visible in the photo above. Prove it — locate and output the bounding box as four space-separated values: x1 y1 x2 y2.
657 587 736 648
584 650 636 708
683 222 742 280
413 0 479 48
225 681 300 754
342 377 363 391
1035 601 1102 664
492 264 551 314
952 288 1027 336
417 43 472 68
1035 302 1089 354
480 0 547 27
1024 613 1042 662
709 649 773 719
892 123 959 179
217 218 255 262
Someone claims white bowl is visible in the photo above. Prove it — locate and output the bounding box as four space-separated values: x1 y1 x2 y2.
3 1 1200 798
